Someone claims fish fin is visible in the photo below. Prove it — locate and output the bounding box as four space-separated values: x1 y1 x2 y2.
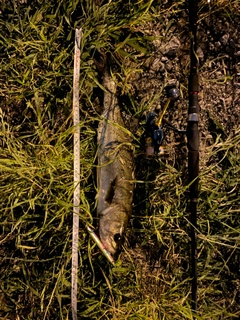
105 177 117 205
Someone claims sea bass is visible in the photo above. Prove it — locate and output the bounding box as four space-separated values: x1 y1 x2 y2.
97 68 134 255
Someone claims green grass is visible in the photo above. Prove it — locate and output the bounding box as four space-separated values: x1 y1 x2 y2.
0 0 240 319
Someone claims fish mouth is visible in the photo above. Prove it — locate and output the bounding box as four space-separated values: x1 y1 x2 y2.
98 205 128 255
100 230 125 255
99 223 125 255
100 235 118 255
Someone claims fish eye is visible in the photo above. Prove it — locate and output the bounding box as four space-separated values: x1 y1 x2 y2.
114 233 122 243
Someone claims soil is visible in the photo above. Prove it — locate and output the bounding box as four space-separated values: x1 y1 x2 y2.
125 2 240 141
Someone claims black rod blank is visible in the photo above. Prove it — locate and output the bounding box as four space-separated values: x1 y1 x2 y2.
187 0 199 315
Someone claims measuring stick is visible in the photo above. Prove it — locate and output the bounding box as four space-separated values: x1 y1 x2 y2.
71 27 82 320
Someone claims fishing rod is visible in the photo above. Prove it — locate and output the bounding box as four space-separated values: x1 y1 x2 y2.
145 0 200 310
187 0 199 314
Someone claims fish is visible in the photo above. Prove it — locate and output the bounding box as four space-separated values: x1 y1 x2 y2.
97 67 134 255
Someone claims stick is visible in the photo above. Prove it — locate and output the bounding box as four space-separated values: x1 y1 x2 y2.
72 27 82 320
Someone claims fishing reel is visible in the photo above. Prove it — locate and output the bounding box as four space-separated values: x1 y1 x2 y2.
145 87 185 156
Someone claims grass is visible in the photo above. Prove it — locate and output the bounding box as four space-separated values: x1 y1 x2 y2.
0 0 240 319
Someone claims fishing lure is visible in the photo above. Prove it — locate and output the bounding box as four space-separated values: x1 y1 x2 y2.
86 225 115 266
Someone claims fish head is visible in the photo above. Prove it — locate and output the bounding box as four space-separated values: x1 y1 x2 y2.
99 204 129 255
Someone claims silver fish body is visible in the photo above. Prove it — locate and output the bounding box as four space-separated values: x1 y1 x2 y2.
97 70 134 255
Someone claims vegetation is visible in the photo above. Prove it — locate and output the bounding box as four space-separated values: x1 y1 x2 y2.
0 0 239 319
